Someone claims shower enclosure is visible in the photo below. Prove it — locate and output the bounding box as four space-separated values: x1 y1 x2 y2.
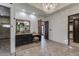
0 5 10 55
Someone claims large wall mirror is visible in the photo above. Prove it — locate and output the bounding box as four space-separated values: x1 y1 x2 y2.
16 19 30 34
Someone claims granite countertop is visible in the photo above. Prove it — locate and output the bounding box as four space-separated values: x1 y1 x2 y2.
16 32 32 35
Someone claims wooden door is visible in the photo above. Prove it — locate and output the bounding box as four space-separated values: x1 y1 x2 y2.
45 21 49 40
73 18 79 43
38 20 42 35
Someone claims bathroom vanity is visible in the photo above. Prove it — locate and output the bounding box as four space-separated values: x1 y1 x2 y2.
16 33 33 46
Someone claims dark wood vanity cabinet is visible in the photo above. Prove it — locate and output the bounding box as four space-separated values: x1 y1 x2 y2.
16 34 33 46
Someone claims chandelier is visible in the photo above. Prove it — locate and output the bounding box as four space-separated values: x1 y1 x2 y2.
42 3 57 14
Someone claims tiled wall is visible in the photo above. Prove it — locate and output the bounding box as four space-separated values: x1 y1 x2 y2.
0 17 10 38
0 5 10 52
0 5 10 16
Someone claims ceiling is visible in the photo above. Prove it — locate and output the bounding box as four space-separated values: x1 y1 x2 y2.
0 3 72 17
14 3 72 17
28 3 70 13
14 3 46 17
28 3 72 16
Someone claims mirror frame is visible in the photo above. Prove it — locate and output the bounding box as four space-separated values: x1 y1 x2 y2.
16 19 30 33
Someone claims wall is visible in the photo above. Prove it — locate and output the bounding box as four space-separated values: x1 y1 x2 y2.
15 7 41 33
46 4 79 44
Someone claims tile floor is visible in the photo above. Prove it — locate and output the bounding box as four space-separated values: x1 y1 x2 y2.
0 39 10 56
0 49 10 56
16 40 79 56
70 39 79 48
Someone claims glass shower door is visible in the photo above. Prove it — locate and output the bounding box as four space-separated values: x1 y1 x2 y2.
0 5 10 56
0 17 10 55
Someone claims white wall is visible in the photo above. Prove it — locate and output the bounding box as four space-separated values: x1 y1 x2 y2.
46 4 79 44
14 7 44 33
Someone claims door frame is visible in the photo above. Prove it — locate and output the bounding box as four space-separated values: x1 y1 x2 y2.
38 19 49 40
68 13 79 46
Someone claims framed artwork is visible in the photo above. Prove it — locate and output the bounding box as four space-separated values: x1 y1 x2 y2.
16 19 30 33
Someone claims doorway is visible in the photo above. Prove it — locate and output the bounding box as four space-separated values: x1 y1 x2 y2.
38 20 49 40
68 13 79 48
